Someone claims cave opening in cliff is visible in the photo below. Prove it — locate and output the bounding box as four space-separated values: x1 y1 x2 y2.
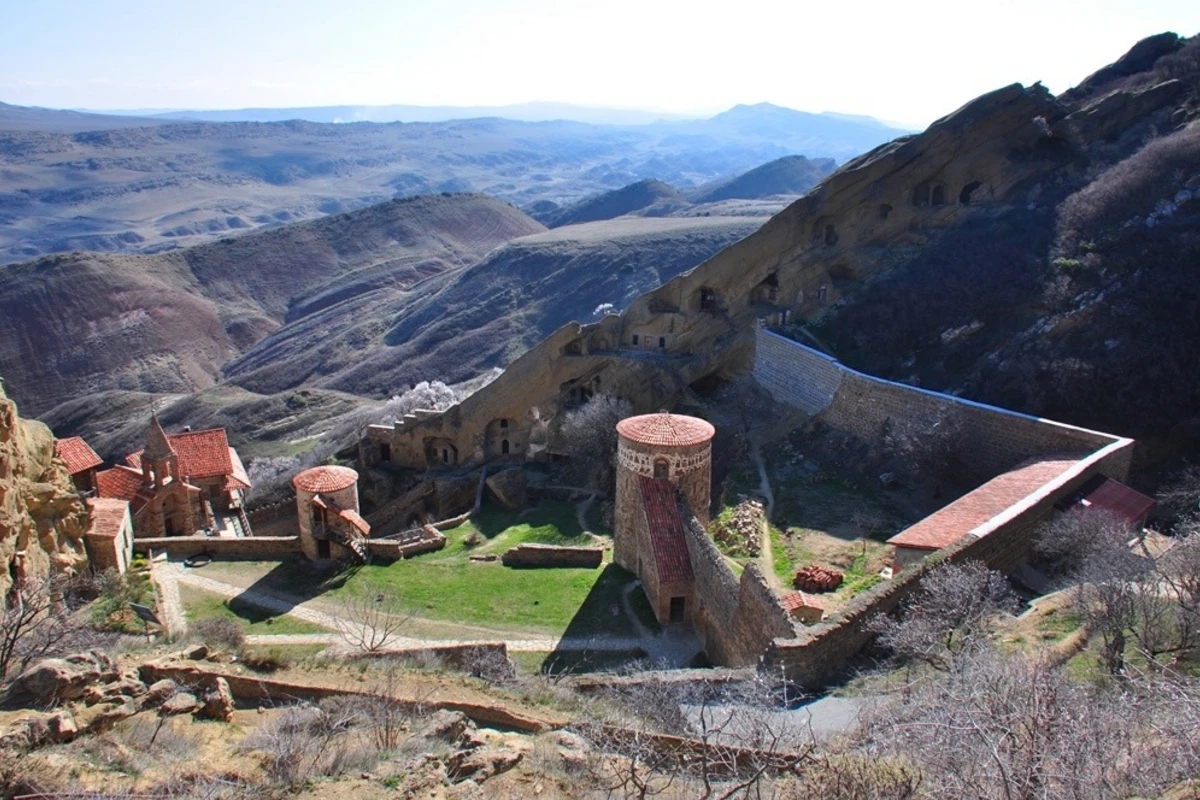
960 181 982 205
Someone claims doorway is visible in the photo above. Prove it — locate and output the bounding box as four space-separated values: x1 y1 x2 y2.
669 596 686 623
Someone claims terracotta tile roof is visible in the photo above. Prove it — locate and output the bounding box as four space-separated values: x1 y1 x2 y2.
55 436 103 475
889 458 1081 551
96 466 150 513
85 497 130 539
225 447 252 490
618 412 715 448
1075 475 1154 526
293 465 359 494
124 452 143 470
338 508 371 535
167 428 234 479
638 475 694 584
780 591 824 612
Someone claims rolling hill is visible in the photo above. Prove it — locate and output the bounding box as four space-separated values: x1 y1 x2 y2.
691 155 836 202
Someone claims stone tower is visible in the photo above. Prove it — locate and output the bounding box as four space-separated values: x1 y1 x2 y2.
613 412 715 623
293 465 368 562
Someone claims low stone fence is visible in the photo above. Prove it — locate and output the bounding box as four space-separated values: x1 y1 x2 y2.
134 536 302 560
137 658 550 733
246 498 294 526
345 641 512 674
500 544 604 568
367 528 447 561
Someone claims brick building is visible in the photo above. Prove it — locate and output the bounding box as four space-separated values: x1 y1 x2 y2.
94 415 252 538
293 465 370 562
613 412 715 625
55 436 103 494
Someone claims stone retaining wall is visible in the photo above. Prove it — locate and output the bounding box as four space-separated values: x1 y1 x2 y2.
500 544 605 568
366 530 447 561
133 536 302 559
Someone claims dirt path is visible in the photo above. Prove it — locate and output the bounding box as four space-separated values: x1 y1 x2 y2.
749 441 782 588
149 556 187 639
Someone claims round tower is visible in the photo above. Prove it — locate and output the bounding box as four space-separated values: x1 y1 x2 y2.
293 465 360 561
613 412 715 573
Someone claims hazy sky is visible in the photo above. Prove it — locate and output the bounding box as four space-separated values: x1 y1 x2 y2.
2 0 1197 128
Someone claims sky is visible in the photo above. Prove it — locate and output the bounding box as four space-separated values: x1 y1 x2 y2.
1 0 1197 128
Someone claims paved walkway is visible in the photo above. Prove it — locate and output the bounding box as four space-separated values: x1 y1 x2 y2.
152 560 698 661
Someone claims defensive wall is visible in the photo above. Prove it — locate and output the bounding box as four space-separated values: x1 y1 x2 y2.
753 327 1128 479
500 543 605 568
681 510 797 666
133 536 302 560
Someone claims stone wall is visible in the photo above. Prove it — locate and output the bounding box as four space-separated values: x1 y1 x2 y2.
754 328 1122 478
681 511 797 666
366 531 447 561
500 544 604 568
762 435 1135 689
132 536 302 559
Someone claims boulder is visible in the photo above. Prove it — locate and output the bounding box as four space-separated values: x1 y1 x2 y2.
446 745 523 784
4 651 119 707
160 691 202 716
141 679 177 708
182 645 208 661
484 468 527 510
46 710 78 743
200 677 235 722
419 709 473 743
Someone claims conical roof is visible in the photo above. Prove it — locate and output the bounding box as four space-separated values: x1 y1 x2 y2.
144 413 175 461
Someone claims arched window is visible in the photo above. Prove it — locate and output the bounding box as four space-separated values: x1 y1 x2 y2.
653 458 669 479
499 419 509 429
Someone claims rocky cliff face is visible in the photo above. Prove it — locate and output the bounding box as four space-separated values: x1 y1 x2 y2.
0 381 89 597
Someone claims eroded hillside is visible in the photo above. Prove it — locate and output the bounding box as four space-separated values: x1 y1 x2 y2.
0 194 543 416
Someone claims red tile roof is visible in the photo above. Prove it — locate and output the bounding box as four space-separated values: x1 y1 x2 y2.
168 429 234 479
780 591 825 612
124 452 143 470
55 437 103 475
85 497 130 539
1075 475 1154 526
889 458 1081 551
95 465 150 513
338 508 371 535
225 447 252 491
638 475 694 584
618 412 715 448
293 465 359 494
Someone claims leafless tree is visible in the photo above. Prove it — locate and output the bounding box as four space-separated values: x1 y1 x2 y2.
871 560 1016 671
1 572 96 682
557 394 633 489
334 591 411 653
881 405 966 485
239 699 376 786
1155 464 1200 529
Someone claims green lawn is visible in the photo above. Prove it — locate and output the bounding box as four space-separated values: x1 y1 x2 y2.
178 585 332 635
201 500 644 639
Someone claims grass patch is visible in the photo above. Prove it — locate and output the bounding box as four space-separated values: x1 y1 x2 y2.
178 585 332 635
770 523 795 583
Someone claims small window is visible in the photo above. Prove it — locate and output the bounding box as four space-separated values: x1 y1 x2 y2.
658 336 666 349
380 443 391 462
653 458 669 479
632 334 639 346
441 448 449 464
817 285 828 304
699 288 717 312
499 419 508 429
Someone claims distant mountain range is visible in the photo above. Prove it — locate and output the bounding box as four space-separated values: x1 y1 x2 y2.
0 101 908 262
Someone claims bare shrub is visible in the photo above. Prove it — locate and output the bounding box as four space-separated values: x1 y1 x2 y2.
854 648 1200 799
1155 464 1200 528
335 591 411 653
190 618 245 654
460 645 516 684
871 561 1015 670
1035 507 1136 580
1055 124 1200 256
1 573 98 681
557 394 633 489
238 701 378 786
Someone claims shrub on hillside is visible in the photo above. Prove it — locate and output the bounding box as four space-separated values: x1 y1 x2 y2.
1055 125 1200 257
191 617 246 654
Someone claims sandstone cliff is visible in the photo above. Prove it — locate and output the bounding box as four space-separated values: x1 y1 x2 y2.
0 380 89 597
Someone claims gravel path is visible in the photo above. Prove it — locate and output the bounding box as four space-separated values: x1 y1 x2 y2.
749 440 782 588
